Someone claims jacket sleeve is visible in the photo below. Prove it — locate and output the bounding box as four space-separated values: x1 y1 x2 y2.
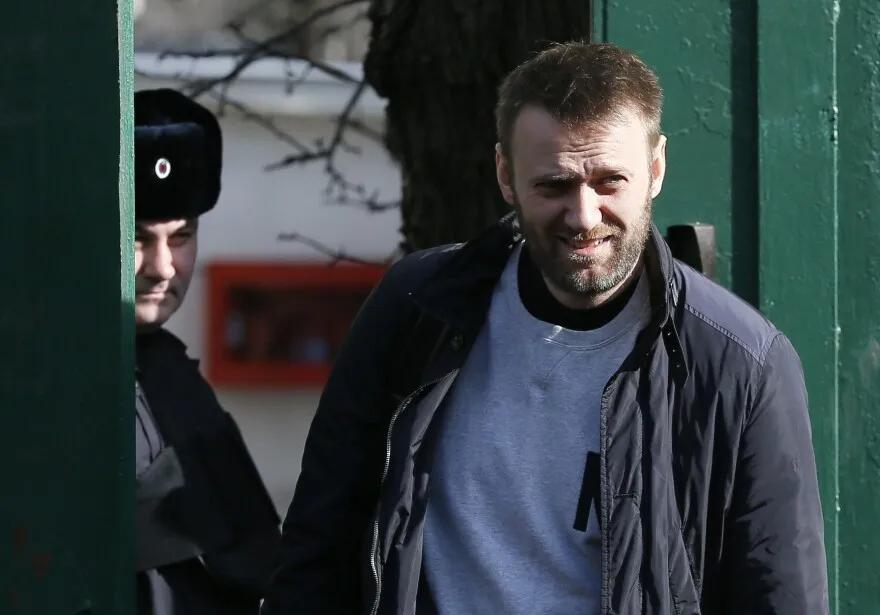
260 259 417 615
721 332 830 614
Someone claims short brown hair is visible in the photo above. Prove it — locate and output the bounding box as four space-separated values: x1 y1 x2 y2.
495 41 663 160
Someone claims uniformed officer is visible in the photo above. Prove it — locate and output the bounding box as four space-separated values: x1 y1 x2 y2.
133 88 280 615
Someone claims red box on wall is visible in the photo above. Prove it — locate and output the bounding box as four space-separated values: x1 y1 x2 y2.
205 261 386 388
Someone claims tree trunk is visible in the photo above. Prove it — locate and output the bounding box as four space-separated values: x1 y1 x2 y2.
363 0 592 252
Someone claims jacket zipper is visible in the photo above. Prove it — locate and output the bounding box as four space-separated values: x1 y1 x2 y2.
599 316 670 615
368 372 454 615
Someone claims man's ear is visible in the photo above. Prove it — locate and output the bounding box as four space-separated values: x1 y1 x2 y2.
495 143 515 205
650 135 667 200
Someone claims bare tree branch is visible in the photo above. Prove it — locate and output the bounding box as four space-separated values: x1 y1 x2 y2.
181 0 369 98
141 0 401 237
153 46 360 84
265 78 366 169
259 76 399 213
313 9 369 43
204 93 314 154
276 231 396 267
137 59 397 213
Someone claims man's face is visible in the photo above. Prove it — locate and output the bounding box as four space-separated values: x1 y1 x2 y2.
495 105 667 309
134 218 198 331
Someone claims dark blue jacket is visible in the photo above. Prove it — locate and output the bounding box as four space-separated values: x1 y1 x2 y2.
262 213 829 615
136 329 280 615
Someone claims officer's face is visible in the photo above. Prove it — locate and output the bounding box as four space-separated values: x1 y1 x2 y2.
134 218 198 331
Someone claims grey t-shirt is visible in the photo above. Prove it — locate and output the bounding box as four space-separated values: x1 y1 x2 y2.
421 243 651 614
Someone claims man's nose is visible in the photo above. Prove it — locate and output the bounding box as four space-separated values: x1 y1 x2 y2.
142 243 175 280
564 187 604 232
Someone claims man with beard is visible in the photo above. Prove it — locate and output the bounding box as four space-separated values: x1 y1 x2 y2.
133 88 280 614
260 42 828 615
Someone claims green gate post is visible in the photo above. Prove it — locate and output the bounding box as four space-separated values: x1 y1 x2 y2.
835 0 880 611
759 1 880 612
0 1 135 613
598 0 880 612
756 0 840 611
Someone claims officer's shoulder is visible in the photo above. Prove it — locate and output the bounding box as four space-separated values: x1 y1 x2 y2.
138 328 203 372
137 328 204 383
152 327 189 352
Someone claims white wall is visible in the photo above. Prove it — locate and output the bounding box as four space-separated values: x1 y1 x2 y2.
136 78 403 516
134 0 371 61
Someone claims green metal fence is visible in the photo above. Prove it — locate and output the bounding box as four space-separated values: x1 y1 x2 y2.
0 1 135 613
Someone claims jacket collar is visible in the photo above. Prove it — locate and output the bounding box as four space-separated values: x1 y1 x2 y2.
411 211 679 339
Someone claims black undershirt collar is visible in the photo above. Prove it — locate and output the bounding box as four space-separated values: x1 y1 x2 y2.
517 244 640 331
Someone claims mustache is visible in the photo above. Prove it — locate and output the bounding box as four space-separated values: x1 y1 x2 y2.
562 223 623 242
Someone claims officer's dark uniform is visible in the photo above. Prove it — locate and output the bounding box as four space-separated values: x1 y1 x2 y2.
133 89 280 615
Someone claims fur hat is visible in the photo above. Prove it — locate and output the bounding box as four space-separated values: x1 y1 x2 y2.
134 88 222 221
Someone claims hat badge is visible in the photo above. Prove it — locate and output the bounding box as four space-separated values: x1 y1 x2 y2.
155 158 171 179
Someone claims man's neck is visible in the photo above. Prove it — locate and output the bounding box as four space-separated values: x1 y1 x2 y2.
518 247 641 331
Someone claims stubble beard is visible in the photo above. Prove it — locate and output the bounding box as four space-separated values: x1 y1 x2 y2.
516 195 653 299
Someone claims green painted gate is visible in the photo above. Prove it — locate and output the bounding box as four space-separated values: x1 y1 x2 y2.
0 0 135 613
2 0 877 612
594 0 880 611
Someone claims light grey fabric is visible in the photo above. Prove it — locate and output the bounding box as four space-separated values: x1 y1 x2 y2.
422 243 650 615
